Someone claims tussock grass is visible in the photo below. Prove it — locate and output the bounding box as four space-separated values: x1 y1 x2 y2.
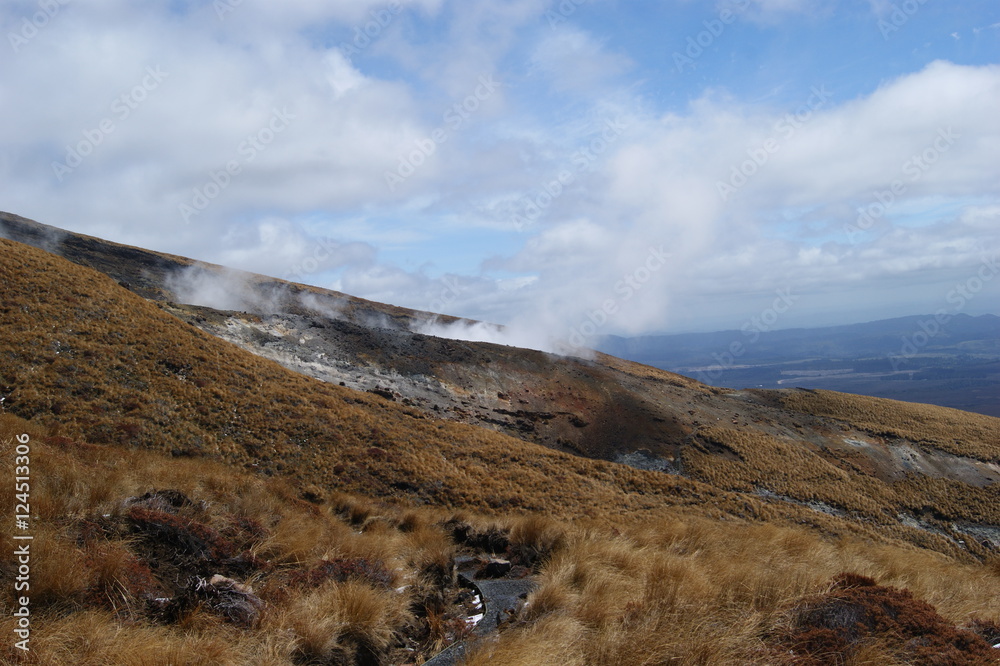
464 615 589 666
0 608 255 665
772 388 1000 461
681 425 1000 559
3 415 1000 663
470 516 1000 664
0 414 467 664
263 579 409 663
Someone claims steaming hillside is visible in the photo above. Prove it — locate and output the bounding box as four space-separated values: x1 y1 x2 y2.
2 213 1000 663
3 212 1000 557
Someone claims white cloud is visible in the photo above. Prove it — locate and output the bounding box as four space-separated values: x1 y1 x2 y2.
457 60 1000 344
529 27 633 92
214 218 376 280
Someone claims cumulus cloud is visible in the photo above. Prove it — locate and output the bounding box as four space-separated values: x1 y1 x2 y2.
438 60 1000 346
212 218 376 283
529 28 634 93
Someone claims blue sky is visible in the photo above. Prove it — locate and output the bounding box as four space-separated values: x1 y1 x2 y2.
2 0 999 351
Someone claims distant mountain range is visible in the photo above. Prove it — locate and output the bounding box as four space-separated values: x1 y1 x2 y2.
599 314 1000 417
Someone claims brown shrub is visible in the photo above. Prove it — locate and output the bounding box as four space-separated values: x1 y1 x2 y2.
286 557 395 591
774 573 1000 665
126 506 235 564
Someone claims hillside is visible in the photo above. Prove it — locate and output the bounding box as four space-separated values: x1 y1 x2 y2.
3 214 1000 558
2 216 1000 663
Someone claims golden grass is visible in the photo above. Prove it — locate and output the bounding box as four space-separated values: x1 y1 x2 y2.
0 605 266 665
262 579 409 663
2 413 999 664
468 516 1000 665
463 615 589 666
679 425 1000 560
773 388 1000 461
0 414 451 664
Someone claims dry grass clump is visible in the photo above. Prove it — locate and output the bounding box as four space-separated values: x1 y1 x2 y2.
463 615 589 666
504 514 568 569
266 579 410 664
0 608 255 665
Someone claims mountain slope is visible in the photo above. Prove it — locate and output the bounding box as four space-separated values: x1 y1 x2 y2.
2 219 1000 563
3 218 1000 664
0 236 735 522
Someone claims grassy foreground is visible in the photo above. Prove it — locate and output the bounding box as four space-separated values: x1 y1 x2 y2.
2 414 999 665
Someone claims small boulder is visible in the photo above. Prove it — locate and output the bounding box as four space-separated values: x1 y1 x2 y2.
193 574 264 627
479 558 512 579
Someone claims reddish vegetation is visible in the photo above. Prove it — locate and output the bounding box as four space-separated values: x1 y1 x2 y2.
776 573 1000 665
220 514 270 550
286 558 396 591
127 506 236 565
